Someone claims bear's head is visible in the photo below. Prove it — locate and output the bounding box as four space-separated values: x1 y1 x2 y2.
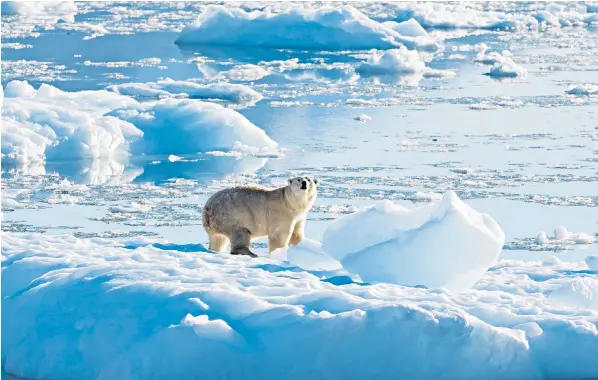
288 176 318 196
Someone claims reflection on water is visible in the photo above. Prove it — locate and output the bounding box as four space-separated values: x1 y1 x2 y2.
130 154 268 184
1 154 269 185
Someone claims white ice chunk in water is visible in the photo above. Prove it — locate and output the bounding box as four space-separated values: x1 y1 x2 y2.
322 191 505 290
566 84 598 96
353 114 372 122
356 47 455 85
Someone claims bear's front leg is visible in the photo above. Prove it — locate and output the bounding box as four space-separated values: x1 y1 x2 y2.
289 218 305 246
268 223 293 253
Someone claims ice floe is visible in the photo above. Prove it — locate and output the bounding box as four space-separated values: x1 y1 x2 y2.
3 228 598 380
2 81 277 166
176 5 439 52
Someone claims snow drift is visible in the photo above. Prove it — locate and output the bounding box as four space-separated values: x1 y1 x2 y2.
175 5 439 52
322 191 505 290
107 78 263 106
1 81 277 165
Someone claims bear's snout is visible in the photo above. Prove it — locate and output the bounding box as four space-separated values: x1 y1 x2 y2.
301 180 307 189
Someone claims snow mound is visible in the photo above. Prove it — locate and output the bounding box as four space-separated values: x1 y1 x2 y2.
175 5 439 51
549 278 598 310
111 98 278 156
566 84 598 96
108 78 263 106
271 238 342 271
322 191 505 290
356 47 455 85
2 81 277 165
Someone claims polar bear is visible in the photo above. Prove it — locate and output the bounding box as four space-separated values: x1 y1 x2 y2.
202 176 318 257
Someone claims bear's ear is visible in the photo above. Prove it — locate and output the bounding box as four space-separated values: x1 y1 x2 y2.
288 178 293 185
314 179 319 185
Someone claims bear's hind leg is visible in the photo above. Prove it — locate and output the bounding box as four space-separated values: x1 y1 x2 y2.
230 228 257 258
208 234 229 252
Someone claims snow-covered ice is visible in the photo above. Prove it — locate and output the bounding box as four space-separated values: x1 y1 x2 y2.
322 191 505 290
3 230 598 380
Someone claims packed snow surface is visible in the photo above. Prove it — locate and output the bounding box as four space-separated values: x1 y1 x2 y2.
176 5 438 51
1 81 277 165
322 191 505 291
